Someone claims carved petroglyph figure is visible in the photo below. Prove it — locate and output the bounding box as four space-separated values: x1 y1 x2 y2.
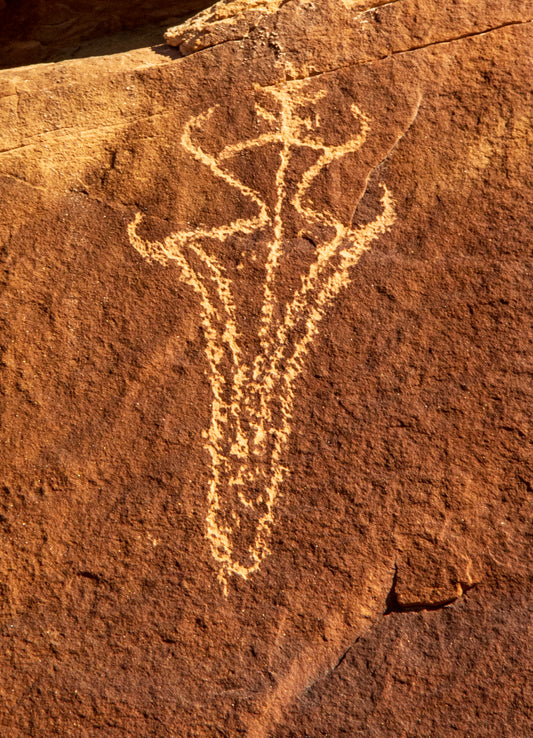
128 79 397 592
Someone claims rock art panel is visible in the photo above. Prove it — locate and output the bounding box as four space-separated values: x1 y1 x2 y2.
128 78 415 589
0 0 531 736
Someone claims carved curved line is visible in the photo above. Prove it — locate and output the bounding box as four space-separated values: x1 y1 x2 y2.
181 107 271 242
254 104 371 384
128 87 405 591
241 190 396 567
248 107 373 451
283 185 396 400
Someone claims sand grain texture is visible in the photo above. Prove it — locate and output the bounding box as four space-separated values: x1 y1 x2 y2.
0 0 531 735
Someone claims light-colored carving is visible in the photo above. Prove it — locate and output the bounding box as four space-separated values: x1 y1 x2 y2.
128 79 397 593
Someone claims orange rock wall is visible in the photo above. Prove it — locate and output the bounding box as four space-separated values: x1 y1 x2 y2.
0 0 531 735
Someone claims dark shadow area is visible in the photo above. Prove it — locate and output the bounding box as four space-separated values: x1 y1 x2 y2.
149 42 184 62
384 586 459 614
0 0 214 70
384 567 477 614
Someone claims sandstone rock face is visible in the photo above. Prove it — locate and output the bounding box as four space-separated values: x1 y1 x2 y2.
0 1 531 736
0 0 214 69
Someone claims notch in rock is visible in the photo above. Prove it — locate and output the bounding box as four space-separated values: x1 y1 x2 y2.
384 564 478 615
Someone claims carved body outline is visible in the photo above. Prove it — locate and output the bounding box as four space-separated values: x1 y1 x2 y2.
128 79 398 592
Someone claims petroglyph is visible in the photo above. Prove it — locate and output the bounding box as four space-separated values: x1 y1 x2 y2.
128 78 399 592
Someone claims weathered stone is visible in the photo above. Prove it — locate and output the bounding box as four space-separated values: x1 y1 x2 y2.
0 1 531 735
274 583 532 736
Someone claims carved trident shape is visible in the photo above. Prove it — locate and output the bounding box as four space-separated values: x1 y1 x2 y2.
128 79 396 592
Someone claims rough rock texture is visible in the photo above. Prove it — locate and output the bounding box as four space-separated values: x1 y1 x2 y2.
0 0 214 69
0 0 532 736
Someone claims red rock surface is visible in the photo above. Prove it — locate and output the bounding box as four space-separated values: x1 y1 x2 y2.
0 1 531 735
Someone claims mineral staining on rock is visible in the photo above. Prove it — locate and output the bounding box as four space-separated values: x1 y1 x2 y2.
128 78 399 590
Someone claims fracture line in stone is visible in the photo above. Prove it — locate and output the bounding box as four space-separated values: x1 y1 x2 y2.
165 0 289 46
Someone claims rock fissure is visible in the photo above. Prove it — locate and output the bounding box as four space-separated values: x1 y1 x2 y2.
329 636 360 676
363 0 403 13
0 172 46 192
281 18 533 84
0 112 168 158
383 17 533 59
175 13 532 67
